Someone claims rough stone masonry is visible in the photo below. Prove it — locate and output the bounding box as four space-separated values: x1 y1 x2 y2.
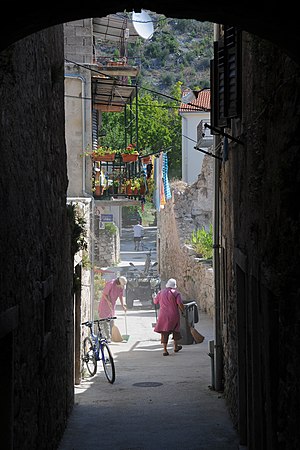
158 155 214 317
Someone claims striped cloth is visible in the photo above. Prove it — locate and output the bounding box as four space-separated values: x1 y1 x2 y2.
162 153 172 200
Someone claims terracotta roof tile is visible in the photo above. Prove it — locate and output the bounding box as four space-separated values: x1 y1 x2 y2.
179 89 210 112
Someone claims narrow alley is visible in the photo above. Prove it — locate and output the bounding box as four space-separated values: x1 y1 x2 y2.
58 226 239 450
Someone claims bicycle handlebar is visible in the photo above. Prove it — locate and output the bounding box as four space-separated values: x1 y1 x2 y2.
81 317 117 326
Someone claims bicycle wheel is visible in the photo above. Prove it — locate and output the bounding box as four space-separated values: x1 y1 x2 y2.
82 337 97 376
101 342 115 383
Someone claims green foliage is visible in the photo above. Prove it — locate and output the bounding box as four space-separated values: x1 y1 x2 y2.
104 222 117 235
100 113 125 150
67 203 88 255
127 15 213 93
137 201 157 226
82 250 91 270
100 83 182 178
161 73 175 87
98 15 214 179
189 225 213 259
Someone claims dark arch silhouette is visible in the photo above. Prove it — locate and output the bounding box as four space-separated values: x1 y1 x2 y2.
2 2 300 63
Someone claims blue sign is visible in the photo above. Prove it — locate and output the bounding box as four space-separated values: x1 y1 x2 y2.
100 214 113 223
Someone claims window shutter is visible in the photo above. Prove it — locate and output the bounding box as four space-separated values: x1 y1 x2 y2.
224 26 240 118
211 26 241 128
217 41 228 127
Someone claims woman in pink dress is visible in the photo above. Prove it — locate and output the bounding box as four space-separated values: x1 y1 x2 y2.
98 276 127 340
153 278 185 356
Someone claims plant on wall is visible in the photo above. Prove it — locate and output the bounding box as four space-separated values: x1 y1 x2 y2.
104 222 117 235
67 203 88 255
189 224 213 259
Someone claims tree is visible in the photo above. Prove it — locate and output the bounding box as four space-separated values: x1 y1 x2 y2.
100 82 183 178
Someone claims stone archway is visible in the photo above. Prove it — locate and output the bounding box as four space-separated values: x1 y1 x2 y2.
1 5 300 450
2 3 300 63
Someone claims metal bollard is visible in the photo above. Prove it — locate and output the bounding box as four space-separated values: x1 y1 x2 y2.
208 339 215 390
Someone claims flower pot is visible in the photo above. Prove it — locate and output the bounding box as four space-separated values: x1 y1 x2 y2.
92 153 115 162
126 185 133 195
121 153 138 163
141 156 151 164
107 61 125 66
95 185 102 196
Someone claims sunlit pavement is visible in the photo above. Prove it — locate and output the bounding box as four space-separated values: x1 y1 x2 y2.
58 227 239 449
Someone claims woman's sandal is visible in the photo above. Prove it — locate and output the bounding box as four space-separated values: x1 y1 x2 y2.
163 351 169 356
174 345 182 353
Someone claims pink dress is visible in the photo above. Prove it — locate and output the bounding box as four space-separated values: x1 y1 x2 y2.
153 288 183 333
98 279 124 318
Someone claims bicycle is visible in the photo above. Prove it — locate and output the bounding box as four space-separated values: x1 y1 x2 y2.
143 247 155 275
81 318 116 384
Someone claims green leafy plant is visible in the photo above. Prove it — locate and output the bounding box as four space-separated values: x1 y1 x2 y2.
82 250 91 270
82 145 118 157
104 222 117 235
91 146 117 156
189 225 213 259
122 143 139 154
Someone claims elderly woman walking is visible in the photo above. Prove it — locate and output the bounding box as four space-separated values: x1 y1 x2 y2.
153 278 185 356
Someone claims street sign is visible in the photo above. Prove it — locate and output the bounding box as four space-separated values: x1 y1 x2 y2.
100 214 113 223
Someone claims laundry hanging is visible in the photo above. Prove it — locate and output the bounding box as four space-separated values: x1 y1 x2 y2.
162 153 172 201
153 155 161 211
159 153 166 209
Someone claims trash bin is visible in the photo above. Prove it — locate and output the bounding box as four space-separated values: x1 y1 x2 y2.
178 301 199 345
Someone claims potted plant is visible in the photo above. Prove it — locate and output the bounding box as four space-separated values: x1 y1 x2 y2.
145 177 155 202
141 154 151 165
132 177 141 195
84 146 117 162
125 179 133 195
121 143 139 162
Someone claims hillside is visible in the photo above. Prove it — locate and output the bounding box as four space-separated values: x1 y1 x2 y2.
127 13 214 95
96 11 214 96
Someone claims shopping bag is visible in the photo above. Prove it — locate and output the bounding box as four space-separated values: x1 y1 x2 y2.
190 325 205 344
111 324 123 342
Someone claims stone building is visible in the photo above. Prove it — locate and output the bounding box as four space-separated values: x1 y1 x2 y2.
213 27 300 448
0 26 74 449
1 4 300 450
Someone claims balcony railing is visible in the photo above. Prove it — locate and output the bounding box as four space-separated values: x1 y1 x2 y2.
92 153 153 201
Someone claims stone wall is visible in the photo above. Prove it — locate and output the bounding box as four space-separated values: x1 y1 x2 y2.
94 217 120 268
220 33 300 447
158 155 214 317
64 19 93 64
0 27 74 449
